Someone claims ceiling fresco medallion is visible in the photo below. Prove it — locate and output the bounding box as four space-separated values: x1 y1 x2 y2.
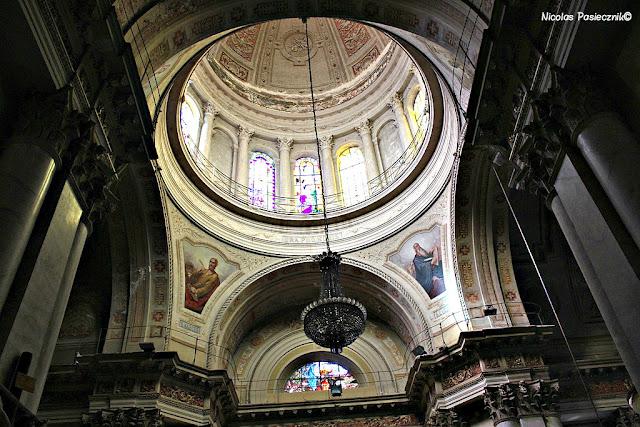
278 30 320 65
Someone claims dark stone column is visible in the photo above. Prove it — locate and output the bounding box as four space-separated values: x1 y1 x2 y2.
509 71 640 391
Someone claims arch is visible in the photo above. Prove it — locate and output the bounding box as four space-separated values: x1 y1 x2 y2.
203 258 433 370
336 145 368 206
248 151 276 210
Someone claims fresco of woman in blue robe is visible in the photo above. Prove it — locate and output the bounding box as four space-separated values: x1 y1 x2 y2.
409 242 445 298
389 227 447 299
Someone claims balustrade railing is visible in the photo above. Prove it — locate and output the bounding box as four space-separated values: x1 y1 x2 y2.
184 111 429 217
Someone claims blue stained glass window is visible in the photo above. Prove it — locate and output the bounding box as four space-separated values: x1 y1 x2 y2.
294 157 323 214
284 361 358 393
337 146 369 206
248 152 276 210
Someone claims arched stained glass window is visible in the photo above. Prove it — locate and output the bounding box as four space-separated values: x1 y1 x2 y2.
180 97 200 154
294 157 323 214
248 152 276 210
337 146 368 206
284 361 358 393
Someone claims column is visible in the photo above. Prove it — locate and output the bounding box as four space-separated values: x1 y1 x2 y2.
276 137 293 211
235 125 254 195
550 162 640 391
318 136 337 207
508 73 640 391
23 220 88 410
574 112 640 249
389 92 413 151
371 136 387 187
196 102 218 163
230 140 239 185
485 384 520 427
556 72 640 249
355 120 381 191
0 106 103 412
0 91 70 313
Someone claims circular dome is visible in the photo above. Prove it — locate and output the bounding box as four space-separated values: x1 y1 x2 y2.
206 18 394 112
171 18 440 225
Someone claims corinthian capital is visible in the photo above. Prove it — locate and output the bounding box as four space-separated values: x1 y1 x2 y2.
203 102 217 116
427 409 463 427
276 137 293 151
237 125 254 141
484 384 518 425
319 135 334 151
388 92 404 112
355 120 372 137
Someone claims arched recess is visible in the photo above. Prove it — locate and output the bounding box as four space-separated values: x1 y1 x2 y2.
206 127 235 178
203 258 433 372
376 119 404 171
453 145 529 328
230 316 406 404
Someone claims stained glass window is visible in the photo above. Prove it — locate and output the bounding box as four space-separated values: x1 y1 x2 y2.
284 361 358 393
294 157 323 214
180 98 200 154
248 152 276 210
337 146 369 206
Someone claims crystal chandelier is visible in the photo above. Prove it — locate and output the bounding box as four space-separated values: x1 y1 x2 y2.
300 19 367 354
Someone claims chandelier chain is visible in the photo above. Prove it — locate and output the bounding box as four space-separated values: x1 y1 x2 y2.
304 19 331 253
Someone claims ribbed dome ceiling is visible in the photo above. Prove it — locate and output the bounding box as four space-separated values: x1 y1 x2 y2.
206 18 393 112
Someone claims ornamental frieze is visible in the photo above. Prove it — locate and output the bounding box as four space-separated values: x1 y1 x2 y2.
160 384 205 407
442 362 481 390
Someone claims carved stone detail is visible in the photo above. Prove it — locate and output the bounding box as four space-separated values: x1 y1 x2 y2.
319 135 334 151
485 384 518 425
485 380 560 423
356 119 372 136
276 136 293 151
82 408 163 426
509 70 610 195
237 125 254 140
389 92 404 112
427 409 465 427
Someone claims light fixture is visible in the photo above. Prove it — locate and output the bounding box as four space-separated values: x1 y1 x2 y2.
139 342 155 352
329 378 343 397
411 345 426 356
483 305 498 316
300 18 366 354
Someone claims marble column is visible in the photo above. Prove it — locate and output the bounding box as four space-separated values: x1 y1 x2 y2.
276 137 293 210
574 112 640 249
235 126 254 196
231 140 239 184
389 92 414 151
355 120 381 190
318 136 337 206
197 102 217 162
371 136 387 187
550 155 640 391
0 91 71 313
23 219 88 411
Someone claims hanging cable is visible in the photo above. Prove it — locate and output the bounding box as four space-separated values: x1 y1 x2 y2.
304 19 331 253
491 165 602 426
